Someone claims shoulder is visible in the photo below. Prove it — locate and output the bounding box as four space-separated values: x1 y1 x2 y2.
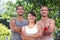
49 18 55 23
10 17 16 23
10 17 16 21
49 18 55 29
22 26 27 31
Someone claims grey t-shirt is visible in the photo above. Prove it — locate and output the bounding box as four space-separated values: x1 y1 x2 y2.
11 18 28 40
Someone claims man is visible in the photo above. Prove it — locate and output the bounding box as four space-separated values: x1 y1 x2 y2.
10 5 28 40
38 6 55 40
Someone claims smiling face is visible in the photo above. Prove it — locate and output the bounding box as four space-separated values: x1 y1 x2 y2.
40 6 49 17
16 6 24 16
28 13 36 23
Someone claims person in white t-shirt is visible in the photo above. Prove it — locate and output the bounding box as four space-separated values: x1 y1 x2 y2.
21 11 42 40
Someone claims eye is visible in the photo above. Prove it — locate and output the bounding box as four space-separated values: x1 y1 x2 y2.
17 8 20 10
17 7 24 10
41 10 44 11
28 15 31 17
21 8 24 10
45 9 48 11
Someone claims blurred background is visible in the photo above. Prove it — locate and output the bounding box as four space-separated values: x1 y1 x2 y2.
0 0 60 40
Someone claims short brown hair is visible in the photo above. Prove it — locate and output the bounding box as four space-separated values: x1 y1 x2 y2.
16 4 24 10
40 5 49 11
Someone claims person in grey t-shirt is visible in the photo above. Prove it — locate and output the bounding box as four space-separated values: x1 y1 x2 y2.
10 5 28 40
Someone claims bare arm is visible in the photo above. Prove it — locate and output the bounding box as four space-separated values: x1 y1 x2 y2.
44 19 55 35
21 27 30 40
10 18 21 34
48 20 55 34
21 27 28 36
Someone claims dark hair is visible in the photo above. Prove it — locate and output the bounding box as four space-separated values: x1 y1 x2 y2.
16 4 24 10
40 5 49 11
28 11 36 24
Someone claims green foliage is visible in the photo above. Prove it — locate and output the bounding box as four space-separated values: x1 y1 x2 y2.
54 28 60 38
0 24 11 40
0 0 60 39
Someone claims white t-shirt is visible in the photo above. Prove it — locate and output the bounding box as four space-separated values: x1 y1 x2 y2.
25 24 38 35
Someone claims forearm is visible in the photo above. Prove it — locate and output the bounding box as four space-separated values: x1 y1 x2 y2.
11 26 21 34
44 29 54 35
21 31 29 37
28 33 42 38
48 28 55 34
22 34 32 40
48 20 55 34
47 30 54 34
10 18 21 34
29 34 39 38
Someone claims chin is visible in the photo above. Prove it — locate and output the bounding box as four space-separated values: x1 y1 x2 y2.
42 15 47 17
18 14 23 16
43 16 47 17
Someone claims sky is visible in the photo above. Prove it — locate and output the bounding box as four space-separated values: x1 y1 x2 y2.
0 0 16 6
0 0 16 13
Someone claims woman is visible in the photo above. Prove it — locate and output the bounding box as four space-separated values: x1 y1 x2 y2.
21 11 42 40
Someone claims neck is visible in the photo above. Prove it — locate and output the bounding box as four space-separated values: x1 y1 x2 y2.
28 22 35 26
28 22 35 28
41 16 48 21
17 16 24 21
